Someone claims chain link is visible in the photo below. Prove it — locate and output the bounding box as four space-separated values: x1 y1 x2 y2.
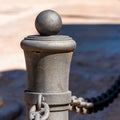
69 96 93 114
29 94 50 120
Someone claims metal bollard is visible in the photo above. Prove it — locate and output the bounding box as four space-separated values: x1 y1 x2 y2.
21 9 120 120
21 10 76 120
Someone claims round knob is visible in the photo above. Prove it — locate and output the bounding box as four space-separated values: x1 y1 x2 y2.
35 10 62 36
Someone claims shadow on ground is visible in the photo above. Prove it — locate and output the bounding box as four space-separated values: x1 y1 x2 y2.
0 69 26 120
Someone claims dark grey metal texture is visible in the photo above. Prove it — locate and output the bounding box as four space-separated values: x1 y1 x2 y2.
35 10 62 36
21 10 76 120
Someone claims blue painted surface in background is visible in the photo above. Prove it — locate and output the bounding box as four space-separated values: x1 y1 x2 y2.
60 25 120 53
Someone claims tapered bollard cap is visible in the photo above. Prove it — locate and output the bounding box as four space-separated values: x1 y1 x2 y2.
21 9 76 52
35 10 62 36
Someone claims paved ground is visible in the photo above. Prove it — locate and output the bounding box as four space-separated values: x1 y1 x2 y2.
0 0 120 120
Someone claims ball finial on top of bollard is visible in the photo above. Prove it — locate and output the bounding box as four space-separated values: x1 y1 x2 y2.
35 10 62 36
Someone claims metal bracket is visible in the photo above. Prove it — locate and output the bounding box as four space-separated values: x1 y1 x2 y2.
24 91 71 112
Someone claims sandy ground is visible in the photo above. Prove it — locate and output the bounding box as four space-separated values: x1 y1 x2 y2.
0 0 120 71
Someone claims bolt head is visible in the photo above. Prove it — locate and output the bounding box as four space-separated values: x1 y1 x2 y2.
35 10 62 36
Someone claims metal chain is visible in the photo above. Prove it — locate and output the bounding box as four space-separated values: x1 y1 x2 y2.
69 96 93 114
69 76 120 114
29 94 50 120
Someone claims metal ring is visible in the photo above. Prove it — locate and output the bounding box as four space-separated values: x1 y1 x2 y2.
36 94 42 111
29 102 50 120
40 102 50 120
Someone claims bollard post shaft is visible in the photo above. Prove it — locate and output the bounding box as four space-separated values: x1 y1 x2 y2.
21 10 76 120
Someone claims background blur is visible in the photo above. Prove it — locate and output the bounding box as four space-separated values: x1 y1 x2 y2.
0 0 120 119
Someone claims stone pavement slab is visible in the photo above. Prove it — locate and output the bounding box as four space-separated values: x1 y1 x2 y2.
0 0 120 27
55 0 120 24
0 0 61 26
